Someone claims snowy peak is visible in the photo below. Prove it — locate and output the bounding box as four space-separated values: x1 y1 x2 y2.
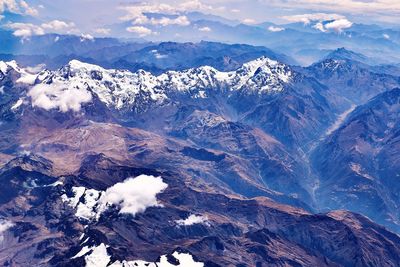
319 59 347 71
0 60 38 85
28 57 293 113
0 60 19 74
59 56 292 93
67 59 104 72
234 56 292 92
39 60 165 111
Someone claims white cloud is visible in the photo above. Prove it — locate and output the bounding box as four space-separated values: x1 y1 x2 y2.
282 13 345 24
176 214 209 226
242 18 257 25
0 219 14 242
41 20 75 31
268 25 285 32
62 175 168 221
179 0 212 11
7 22 44 38
231 8 240 13
0 0 38 16
120 3 175 22
145 15 191 26
0 220 13 234
281 13 352 33
383 33 390 39
198 26 211 32
119 1 212 29
99 175 168 216
7 19 77 38
19 0 38 16
126 25 154 37
324 18 353 33
28 81 93 112
0 0 19 13
313 22 327 32
269 0 400 20
25 63 46 74
94 28 111 35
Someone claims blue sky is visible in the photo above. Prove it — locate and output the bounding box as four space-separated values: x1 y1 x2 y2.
1 0 400 38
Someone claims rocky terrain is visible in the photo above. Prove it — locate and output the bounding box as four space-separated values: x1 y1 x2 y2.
1 51 400 266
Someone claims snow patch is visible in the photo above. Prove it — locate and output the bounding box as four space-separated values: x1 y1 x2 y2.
84 244 111 267
268 26 285 32
72 246 92 259
0 61 9 73
110 251 204 267
11 98 24 111
76 189 102 220
16 72 37 85
76 243 204 267
0 60 39 85
350 163 374 180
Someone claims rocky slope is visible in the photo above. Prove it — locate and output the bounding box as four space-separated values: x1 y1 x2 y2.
1 55 400 266
311 88 400 232
1 154 400 266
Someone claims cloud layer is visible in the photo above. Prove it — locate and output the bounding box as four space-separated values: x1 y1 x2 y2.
0 0 38 16
281 13 345 24
282 13 353 33
28 81 93 113
119 0 217 35
99 175 168 216
8 19 78 38
0 219 14 242
176 214 209 226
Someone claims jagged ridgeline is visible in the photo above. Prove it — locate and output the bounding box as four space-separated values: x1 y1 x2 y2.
0 51 400 266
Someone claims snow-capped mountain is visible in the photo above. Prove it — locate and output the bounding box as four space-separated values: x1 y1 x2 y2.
26 56 292 113
1 50 400 266
0 60 37 85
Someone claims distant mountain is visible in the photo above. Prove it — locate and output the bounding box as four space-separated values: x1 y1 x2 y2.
111 41 297 73
304 57 400 105
3 9 400 66
323 48 370 64
104 11 400 65
0 31 297 72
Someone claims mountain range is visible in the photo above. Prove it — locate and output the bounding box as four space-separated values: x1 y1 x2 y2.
2 9 400 67
1 43 400 266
